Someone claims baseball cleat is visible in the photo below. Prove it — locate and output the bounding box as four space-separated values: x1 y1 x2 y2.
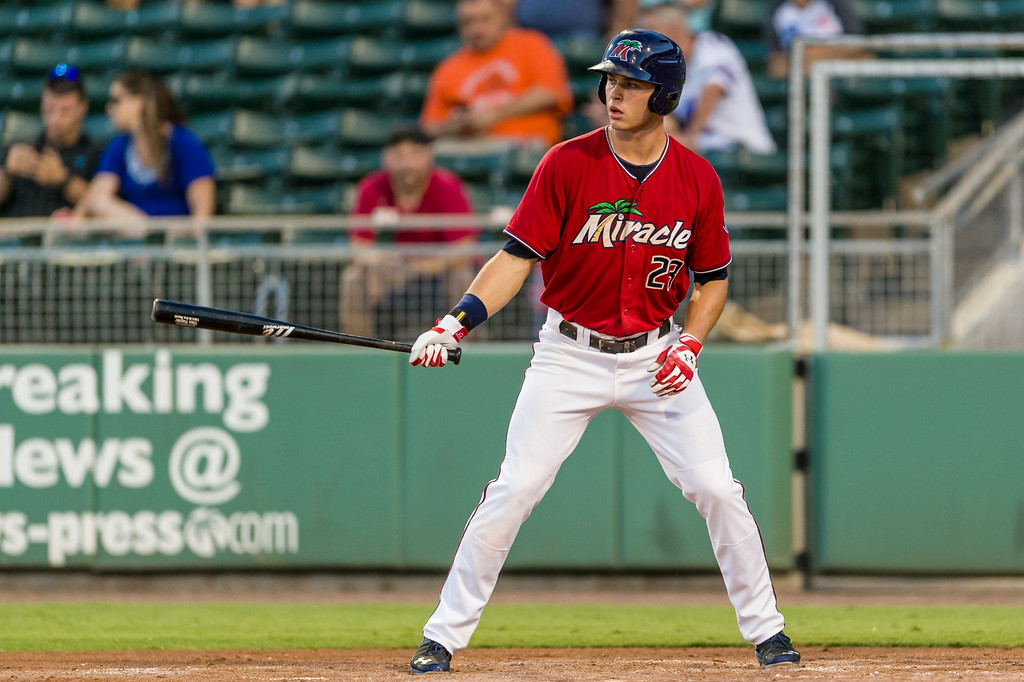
410 638 451 674
754 630 800 668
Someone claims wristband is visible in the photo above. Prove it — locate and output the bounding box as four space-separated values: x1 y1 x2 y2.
448 293 488 331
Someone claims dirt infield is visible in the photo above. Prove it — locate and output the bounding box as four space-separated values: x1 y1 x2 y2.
2 574 1023 680
3 647 1022 681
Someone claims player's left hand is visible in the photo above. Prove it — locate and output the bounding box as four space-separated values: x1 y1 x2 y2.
410 314 467 367
647 333 702 397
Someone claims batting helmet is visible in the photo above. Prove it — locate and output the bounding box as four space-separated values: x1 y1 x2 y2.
588 29 686 116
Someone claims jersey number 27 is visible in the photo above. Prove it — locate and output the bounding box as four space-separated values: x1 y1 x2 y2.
646 256 684 290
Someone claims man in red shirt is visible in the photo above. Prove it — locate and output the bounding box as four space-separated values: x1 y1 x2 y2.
406 30 800 674
340 128 478 340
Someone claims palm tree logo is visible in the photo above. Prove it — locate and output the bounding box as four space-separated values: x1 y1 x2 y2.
585 199 643 243
610 39 642 60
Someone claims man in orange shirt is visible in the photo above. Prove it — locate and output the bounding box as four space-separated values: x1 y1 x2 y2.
420 0 574 147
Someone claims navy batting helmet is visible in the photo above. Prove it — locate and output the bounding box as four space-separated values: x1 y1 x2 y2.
588 29 686 116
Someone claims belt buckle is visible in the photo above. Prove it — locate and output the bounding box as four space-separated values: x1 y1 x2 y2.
621 339 637 353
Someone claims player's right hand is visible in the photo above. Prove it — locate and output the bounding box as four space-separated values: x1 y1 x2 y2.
410 314 467 367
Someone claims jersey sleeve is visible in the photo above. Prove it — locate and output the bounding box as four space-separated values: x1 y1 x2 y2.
685 162 731 274
503 144 565 258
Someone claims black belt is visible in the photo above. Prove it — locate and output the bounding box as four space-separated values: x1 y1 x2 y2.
558 319 671 354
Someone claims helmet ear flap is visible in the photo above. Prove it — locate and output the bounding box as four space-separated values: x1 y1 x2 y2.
597 74 608 104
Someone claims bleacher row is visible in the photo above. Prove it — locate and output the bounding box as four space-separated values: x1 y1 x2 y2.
2 0 1024 223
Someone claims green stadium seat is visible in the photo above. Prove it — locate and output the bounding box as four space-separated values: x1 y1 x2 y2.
125 37 237 74
226 183 343 215
337 108 418 146
71 1 181 38
832 105 903 137
0 111 42 145
403 0 458 35
82 112 112 144
852 0 939 33
347 35 459 72
715 0 769 38
937 0 1024 29
752 74 789 108
212 146 291 183
83 72 115 110
0 3 74 39
511 144 547 181
288 146 380 181
235 37 350 75
10 37 126 74
552 35 606 71
434 145 515 182
290 0 405 35
177 73 293 113
179 1 290 37
723 185 788 212
295 72 431 112
189 111 235 147
736 148 788 183
232 109 342 148
0 78 43 111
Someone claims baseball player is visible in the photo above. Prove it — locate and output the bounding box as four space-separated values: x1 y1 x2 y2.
407 29 800 674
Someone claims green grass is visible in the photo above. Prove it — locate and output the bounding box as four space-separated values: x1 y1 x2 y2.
1 603 1022 651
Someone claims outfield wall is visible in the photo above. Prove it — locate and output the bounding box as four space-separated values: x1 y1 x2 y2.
0 346 1020 574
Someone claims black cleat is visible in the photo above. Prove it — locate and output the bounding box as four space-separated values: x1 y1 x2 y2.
754 630 801 668
410 638 451 674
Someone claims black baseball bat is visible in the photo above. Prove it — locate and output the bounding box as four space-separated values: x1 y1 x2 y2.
150 299 462 365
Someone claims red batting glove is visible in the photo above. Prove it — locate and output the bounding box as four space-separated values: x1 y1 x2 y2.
647 333 702 397
410 314 467 367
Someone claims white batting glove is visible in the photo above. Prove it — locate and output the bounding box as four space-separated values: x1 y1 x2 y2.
410 314 467 367
647 333 702 397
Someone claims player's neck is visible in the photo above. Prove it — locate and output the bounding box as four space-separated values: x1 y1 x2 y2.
606 123 668 166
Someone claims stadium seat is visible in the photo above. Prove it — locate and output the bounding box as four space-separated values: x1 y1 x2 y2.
434 145 515 183
347 35 459 72
852 0 939 33
125 37 237 74
71 1 181 39
0 78 43 111
723 186 788 212
212 146 291 183
937 0 1024 29
189 111 236 147
0 3 74 39
10 37 126 74
232 109 343 148
82 112 112 144
289 0 405 36
715 0 769 40
0 111 42 145
177 73 294 113
288 146 380 181
84 72 114 110
337 109 418 146
226 183 343 215
235 37 350 75
753 74 789 108
179 2 291 37
736 149 788 184
553 35 606 71
403 0 458 35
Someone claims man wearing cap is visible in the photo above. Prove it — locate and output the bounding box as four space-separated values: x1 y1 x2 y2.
0 64 103 218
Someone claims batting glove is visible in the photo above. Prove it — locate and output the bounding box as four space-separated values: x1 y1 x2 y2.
647 333 702 397
410 314 467 367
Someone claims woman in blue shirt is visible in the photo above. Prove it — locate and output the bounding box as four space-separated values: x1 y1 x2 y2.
75 70 215 219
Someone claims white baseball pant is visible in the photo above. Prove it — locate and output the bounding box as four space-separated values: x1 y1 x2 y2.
423 309 785 654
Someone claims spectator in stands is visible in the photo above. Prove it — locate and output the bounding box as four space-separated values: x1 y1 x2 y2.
340 128 480 340
0 64 103 219
73 70 215 220
514 0 638 41
765 0 866 79
421 0 574 148
641 3 777 154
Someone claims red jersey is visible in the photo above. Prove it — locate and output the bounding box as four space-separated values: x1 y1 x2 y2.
505 128 731 337
352 167 477 243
